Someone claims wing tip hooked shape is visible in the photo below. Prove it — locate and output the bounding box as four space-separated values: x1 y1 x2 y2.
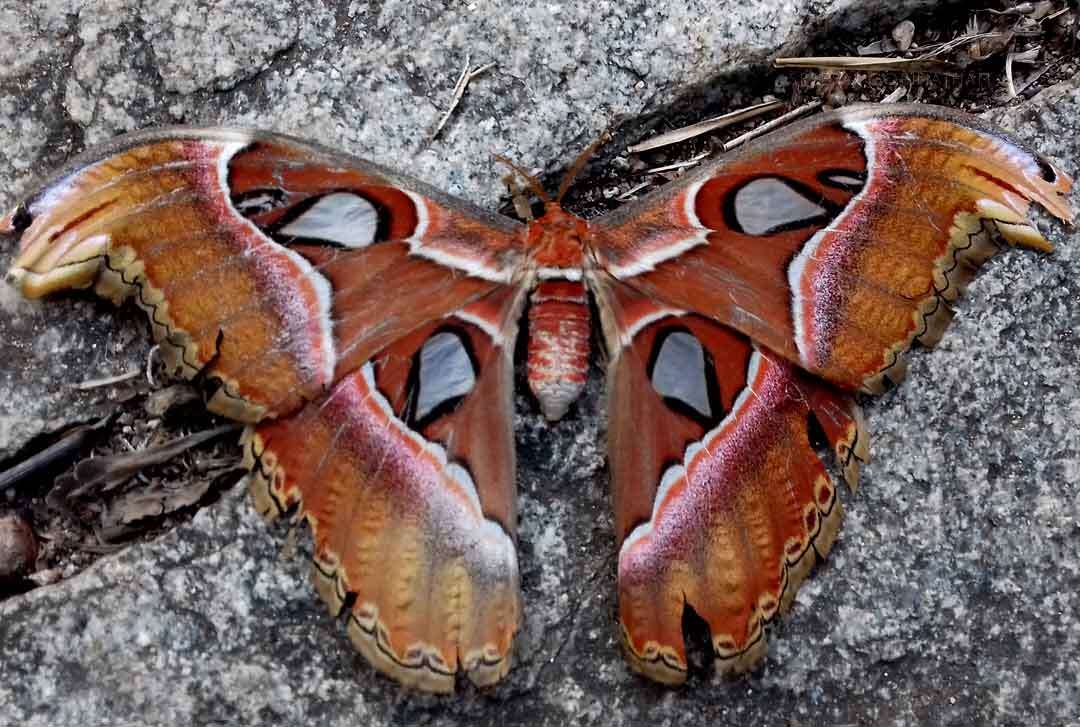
855 193 1063 396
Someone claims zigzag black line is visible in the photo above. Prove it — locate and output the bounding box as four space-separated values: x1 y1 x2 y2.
101 254 250 408
873 216 1007 381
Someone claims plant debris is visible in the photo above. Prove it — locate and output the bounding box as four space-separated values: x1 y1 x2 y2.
59 424 237 500
721 101 822 152
96 478 216 543
0 417 111 494
0 381 244 600
627 99 783 153
775 2 1075 106
144 383 202 418
0 513 36 581
72 369 141 391
428 54 497 143
573 2 1076 217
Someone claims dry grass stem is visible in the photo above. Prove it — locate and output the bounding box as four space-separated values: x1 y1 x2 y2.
146 344 160 387
73 369 141 391
429 56 496 142
627 99 783 153
774 56 954 72
722 101 822 152
616 181 652 200
1006 45 1046 97
644 151 710 175
880 87 908 103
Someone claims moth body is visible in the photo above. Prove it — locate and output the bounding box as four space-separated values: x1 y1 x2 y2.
526 279 590 420
523 203 592 420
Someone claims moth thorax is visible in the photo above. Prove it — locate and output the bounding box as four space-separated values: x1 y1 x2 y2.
527 280 590 421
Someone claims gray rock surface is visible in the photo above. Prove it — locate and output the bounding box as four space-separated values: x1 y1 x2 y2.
1 1 1078 726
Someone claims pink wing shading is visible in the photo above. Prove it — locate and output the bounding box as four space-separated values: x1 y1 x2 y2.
594 274 866 683
245 286 526 692
589 104 1074 393
588 104 1071 685
2 129 529 692
3 128 524 421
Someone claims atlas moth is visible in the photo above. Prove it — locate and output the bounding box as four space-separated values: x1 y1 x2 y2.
2 104 1072 693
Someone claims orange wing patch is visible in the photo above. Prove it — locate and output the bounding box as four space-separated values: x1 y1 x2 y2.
243 288 525 693
244 365 520 692
595 275 868 684
617 348 866 683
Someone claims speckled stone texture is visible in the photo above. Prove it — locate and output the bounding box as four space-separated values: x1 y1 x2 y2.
0 1 1078 726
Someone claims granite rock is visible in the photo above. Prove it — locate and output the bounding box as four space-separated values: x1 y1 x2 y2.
0 1 1078 726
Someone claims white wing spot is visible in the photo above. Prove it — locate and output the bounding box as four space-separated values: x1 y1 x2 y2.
651 331 712 418
733 177 827 235
820 171 865 190
279 193 380 248
415 331 476 421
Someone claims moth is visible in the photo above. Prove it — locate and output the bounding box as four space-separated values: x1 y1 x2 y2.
2 104 1072 693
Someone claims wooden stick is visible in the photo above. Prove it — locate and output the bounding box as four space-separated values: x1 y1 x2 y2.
73 369 141 391
429 56 496 142
722 101 822 152
628 100 783 153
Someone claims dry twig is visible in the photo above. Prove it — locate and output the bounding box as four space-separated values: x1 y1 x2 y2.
73 369 141 391
627 99 783 153
722 101 822 152
429 55 497 142
0 419 107 493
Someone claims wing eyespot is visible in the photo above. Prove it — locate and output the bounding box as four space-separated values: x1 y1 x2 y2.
646 325 723 428
722 175 840 236
233 186 398 249
406 327 479 430
274 192 387 249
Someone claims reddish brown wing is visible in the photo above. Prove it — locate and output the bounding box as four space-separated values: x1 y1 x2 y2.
589 104 1072 684
3 128 524 421
589 104 1074 392
245 285 525 692
593 274 866 683
2 129 528 692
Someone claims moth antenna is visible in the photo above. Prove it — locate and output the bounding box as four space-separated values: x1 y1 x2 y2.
556 131 612 203
502 173 535 222
493 153 551 204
